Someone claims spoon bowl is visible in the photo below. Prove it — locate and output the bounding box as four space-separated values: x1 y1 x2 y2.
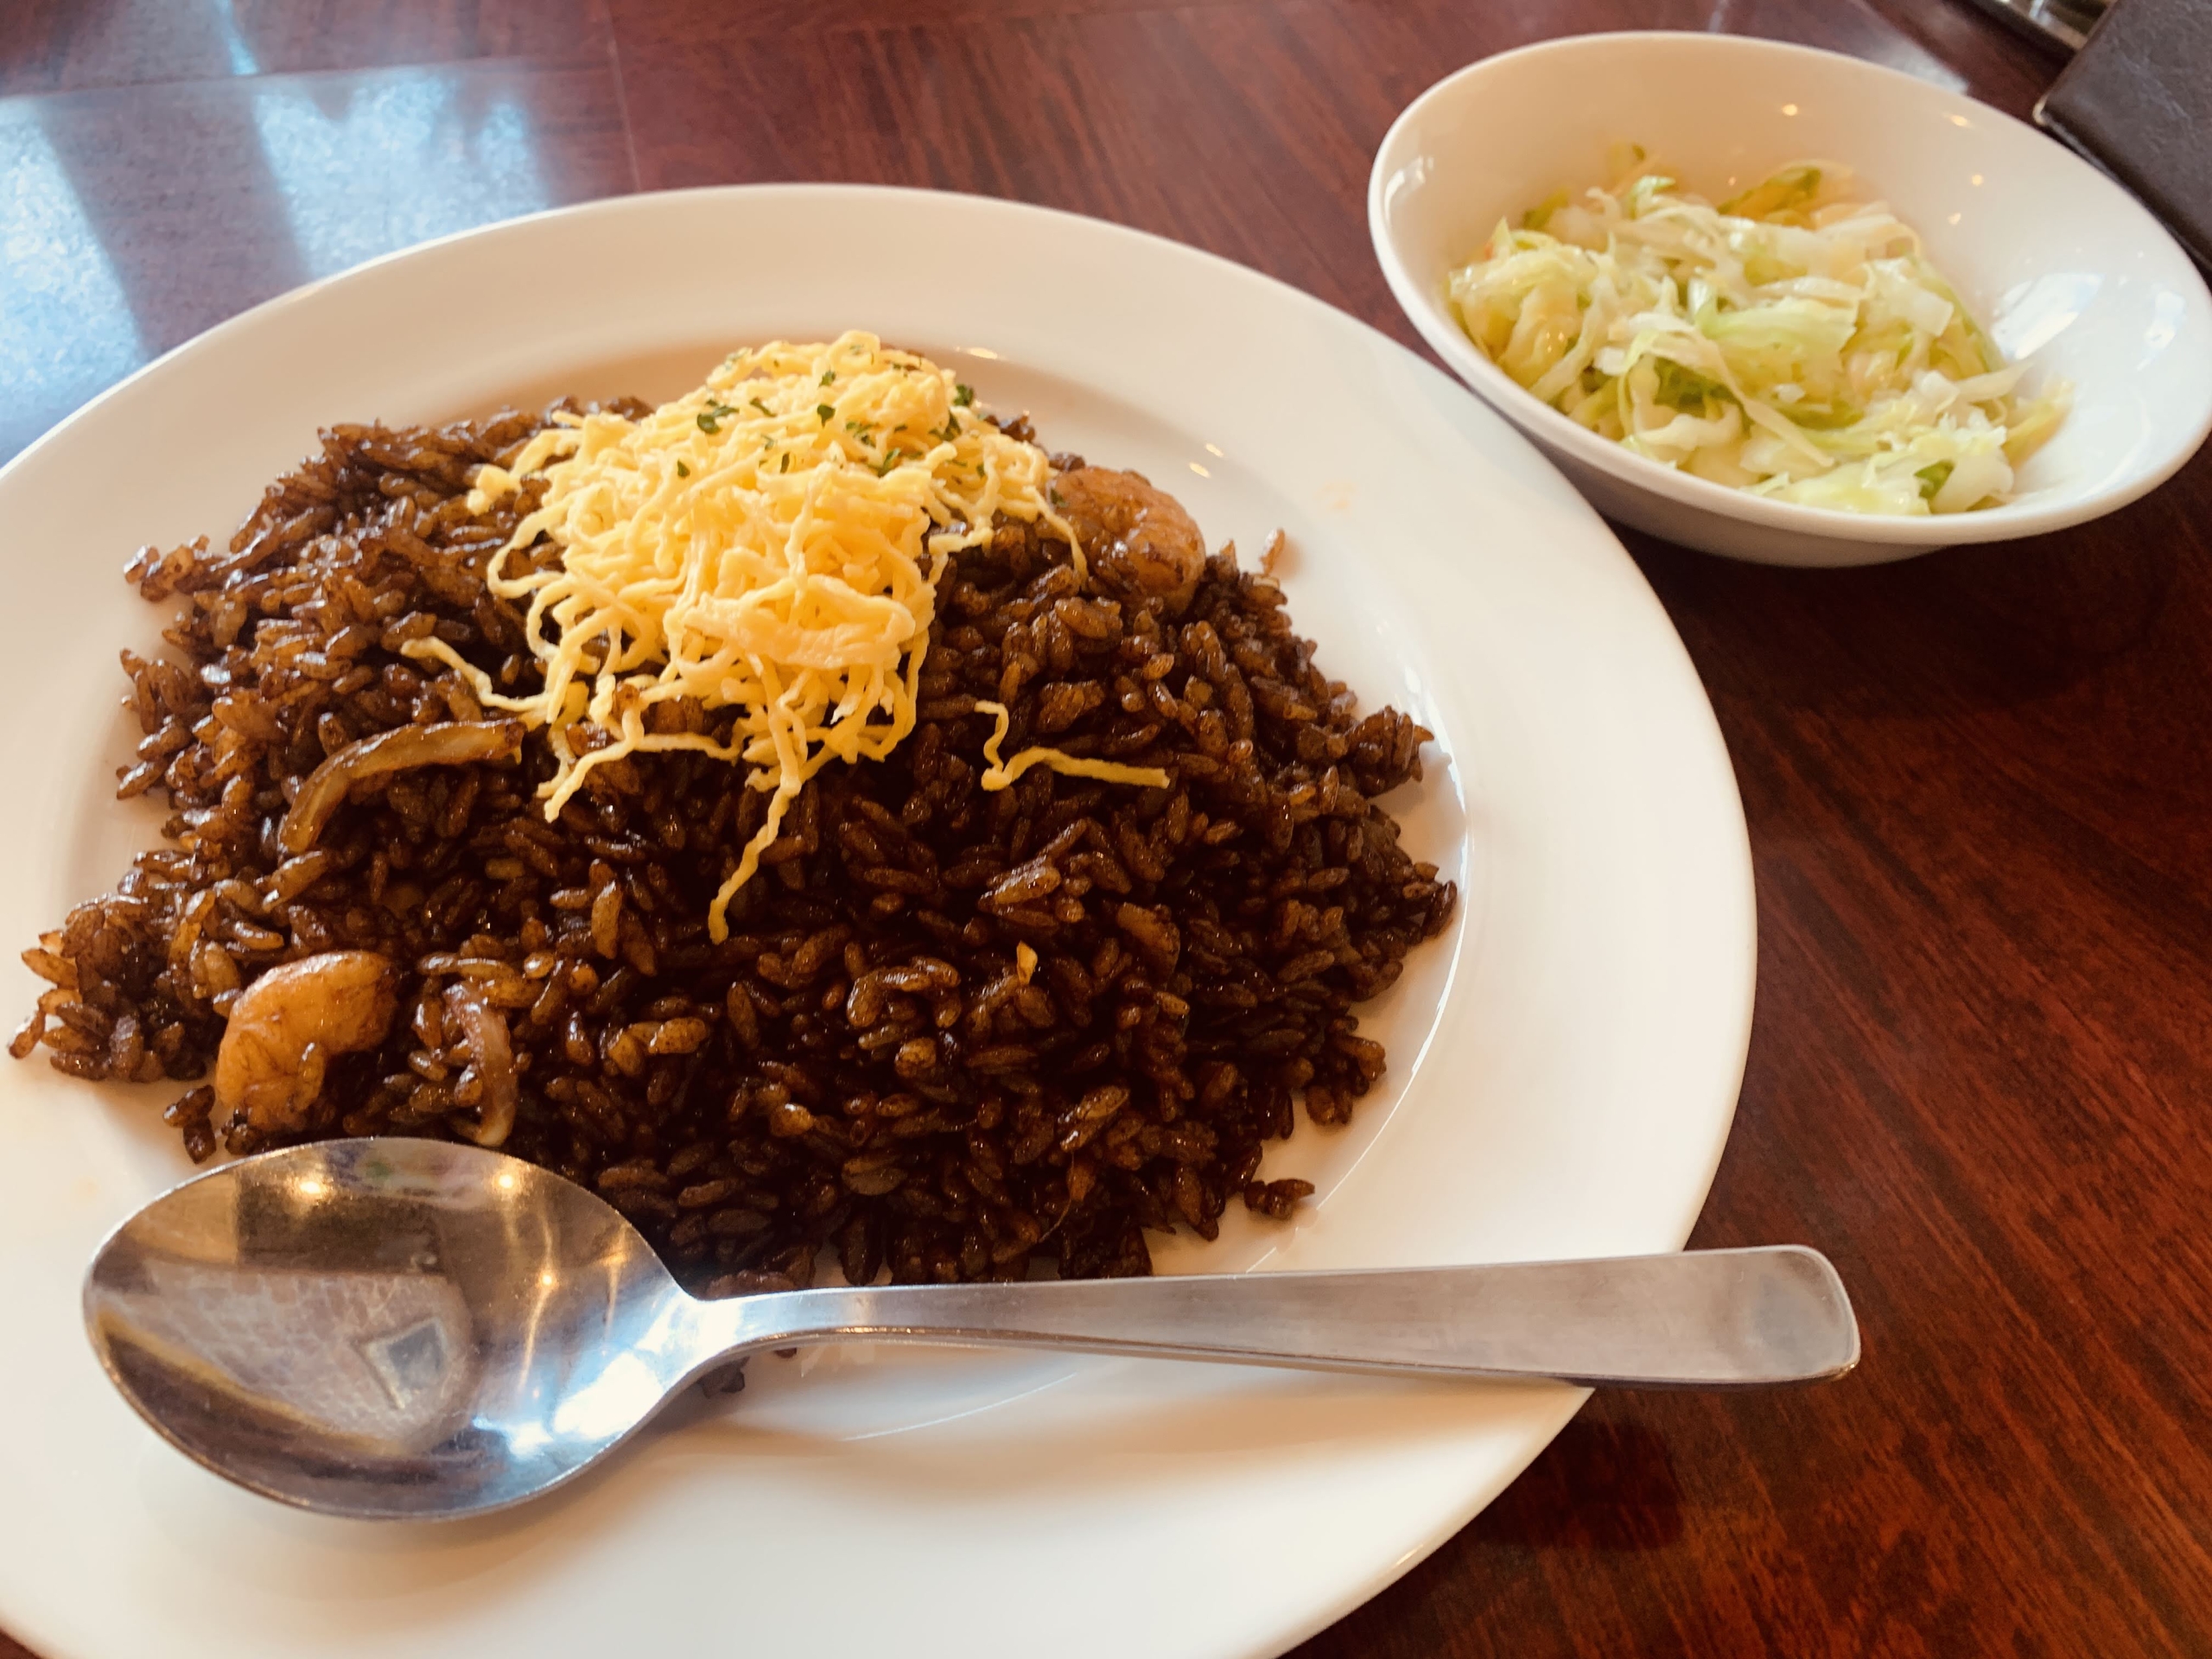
85 1139 1858 1520
85 1138 693 1517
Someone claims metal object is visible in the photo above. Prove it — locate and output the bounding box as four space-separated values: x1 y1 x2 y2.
1961 0 2107 54
83 1139 1859 1520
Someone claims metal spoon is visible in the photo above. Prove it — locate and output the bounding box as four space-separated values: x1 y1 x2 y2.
83 1138 1858 1520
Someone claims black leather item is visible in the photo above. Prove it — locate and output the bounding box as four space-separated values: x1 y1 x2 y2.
2035 0 2212 269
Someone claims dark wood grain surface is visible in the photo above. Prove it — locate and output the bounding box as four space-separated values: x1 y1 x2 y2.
3 1 2207 1654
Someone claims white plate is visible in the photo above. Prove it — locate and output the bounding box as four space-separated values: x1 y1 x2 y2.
0 186 1753 1659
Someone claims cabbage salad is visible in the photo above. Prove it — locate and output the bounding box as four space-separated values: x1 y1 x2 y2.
1447 159 2069 514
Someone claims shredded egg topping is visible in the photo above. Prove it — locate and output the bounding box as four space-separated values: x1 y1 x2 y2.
411 332 1167 940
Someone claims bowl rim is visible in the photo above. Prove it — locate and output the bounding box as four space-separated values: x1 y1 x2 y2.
1367 29 2212 548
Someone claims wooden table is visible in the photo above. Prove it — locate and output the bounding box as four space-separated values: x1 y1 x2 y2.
5 2 2207 1654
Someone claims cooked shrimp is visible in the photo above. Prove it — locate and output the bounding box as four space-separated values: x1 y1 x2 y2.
1054 467 1207 613
213 951 401 1134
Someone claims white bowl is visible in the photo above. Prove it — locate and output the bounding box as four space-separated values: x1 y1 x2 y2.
1369 30 2212 567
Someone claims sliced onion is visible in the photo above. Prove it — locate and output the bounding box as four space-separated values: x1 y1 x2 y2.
443 982 518 1148
278 720 523 855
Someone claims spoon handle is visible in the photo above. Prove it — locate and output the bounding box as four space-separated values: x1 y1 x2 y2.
716 1245 1858 1387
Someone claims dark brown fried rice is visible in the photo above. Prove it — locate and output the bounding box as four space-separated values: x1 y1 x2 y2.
16 409 1456 1293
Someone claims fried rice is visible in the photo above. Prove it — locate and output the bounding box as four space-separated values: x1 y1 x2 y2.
15 407 1456 1293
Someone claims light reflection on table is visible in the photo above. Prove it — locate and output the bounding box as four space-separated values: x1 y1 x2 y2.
2 56 558 463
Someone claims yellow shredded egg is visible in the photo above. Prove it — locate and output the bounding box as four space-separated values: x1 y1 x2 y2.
409 331 1167 940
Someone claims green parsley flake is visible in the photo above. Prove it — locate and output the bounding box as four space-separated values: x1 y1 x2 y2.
676 461 690 478
817 404 835 423
953 384 975 407
696 411 719 434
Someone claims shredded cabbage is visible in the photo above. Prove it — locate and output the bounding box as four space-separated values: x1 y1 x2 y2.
1447 160 2070 515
